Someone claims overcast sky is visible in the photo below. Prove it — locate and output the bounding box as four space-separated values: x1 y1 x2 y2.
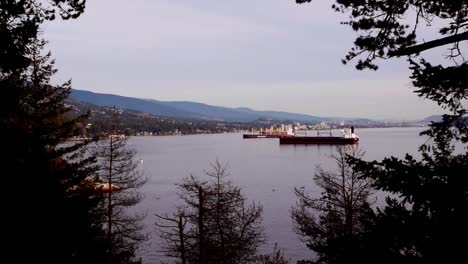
43 0 446 120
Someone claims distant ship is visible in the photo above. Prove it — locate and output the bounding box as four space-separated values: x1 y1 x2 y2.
279 126 359 145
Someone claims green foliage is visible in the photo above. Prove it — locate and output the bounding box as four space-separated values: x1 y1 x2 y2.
351 143 468 263
296 1 467 263
0 0 86 75
349 62 468 261
411 60 468 115
0 1 111 263
296 0 468 70
1 36 108 263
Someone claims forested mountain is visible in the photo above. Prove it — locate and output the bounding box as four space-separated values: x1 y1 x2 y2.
70 89 331 122
67 99 259 137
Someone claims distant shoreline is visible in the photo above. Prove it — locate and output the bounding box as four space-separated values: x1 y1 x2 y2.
67 126 427 142
132 126 427 137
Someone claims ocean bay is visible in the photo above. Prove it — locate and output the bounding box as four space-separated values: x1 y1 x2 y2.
132 127 427 263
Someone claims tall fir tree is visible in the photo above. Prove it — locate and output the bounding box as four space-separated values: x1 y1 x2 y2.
1 1 110 263
3 35 108 264
93 108 147 264
292 146 374 264
295 1 468 263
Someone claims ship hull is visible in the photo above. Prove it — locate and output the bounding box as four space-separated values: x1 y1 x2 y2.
243 134 280 139
279 136 359 145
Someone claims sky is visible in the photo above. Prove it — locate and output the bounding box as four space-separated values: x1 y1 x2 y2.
42 0 448 120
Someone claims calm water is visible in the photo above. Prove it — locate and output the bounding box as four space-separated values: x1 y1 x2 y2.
130 127 427 263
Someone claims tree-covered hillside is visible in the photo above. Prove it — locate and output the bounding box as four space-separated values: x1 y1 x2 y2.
67 100 260 137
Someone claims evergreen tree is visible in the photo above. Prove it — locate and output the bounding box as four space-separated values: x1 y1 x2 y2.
0 2 110 263
0 1 86 75
296 0 468 70
292 146 374 264
296 1 468 263
2 35 108 264
156 160 264 264
93 108 147 264
350 63 468 263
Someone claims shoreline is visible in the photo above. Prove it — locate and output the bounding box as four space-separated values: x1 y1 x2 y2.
67 126 428 141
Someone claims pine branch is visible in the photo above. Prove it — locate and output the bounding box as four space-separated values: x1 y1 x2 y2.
389 31 468 57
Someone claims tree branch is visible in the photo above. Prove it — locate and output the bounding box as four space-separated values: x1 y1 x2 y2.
389 31 468 57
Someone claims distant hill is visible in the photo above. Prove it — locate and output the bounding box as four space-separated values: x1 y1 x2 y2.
70 90 199 119
66 99 255 136
70 89 332 123
421 115 443 123
420 115 468 126
232 107 329 122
